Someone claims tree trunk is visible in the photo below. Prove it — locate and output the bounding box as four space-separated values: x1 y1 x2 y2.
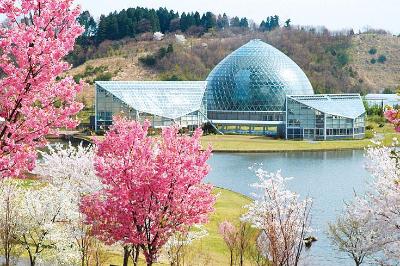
230 250 233 266
4 254 10 266
131 245 140 266
123 246 131 266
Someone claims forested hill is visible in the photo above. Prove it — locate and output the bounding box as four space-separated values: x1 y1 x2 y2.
69 7 400 98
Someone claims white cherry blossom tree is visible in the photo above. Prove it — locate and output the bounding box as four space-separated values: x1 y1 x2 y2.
18 183 80 266
0 181 23 266
330 141 400 265
242 169 312 266
34 142 102 266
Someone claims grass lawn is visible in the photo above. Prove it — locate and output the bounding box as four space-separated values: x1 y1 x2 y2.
81 121 399 153
201 122 398 152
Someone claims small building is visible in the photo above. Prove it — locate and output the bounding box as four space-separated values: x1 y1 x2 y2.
364 93 400 108
95 81 207 131
286 94 366 140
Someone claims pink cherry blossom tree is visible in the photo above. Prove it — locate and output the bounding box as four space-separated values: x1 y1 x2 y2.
0 0 84 178
384 108 400 132
219 221 237 266
81 117 216 266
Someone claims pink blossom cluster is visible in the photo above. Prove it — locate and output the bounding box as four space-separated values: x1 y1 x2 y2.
0 0 84 178
384 108 400 132
81 117 215 265
219 221 237 248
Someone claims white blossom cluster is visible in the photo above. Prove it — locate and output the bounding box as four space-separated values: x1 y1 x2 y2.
0 143 100 265
331 140 400 264
242 169 312 265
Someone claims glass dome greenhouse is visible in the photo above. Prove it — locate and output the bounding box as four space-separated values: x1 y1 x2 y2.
206 39 314 114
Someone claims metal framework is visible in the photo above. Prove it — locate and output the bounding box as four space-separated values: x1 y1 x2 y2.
286 94 366 140
95 81 207 130
205 39 314 135
206 39 314 116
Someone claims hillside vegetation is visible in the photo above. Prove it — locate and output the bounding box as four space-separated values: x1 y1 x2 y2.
70 30 400 107
69 7 400 111
349 34 400 91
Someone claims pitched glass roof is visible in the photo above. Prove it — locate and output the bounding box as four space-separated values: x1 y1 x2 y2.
96 81 207 120
288 94 366 119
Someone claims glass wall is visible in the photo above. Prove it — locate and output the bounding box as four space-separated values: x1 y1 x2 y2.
95 86 205 131
286 98 365 140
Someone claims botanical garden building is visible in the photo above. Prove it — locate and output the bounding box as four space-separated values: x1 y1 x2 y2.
95 39 366 140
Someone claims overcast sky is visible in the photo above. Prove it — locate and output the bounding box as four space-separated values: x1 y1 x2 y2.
75 0 399 34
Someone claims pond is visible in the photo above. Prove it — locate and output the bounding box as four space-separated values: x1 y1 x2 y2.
206 150 369 266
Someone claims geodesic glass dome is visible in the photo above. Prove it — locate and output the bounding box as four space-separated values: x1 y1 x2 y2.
206 39 314 112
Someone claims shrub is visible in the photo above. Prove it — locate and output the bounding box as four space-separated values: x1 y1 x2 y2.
365 130 374 139
160 74 184 81
368 48 377 55
337 53 349 66
367 115 385 124
377 55 387 63
365 125 374 130
73 74 84 83
370 58 377 64
94 72 113 81
383 88 394 94
84 65 107 76
139 54 157 66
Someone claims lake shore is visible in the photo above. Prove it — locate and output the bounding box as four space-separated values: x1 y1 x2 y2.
69 131 397 153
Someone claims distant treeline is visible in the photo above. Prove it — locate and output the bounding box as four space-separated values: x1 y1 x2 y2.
77 7 289 45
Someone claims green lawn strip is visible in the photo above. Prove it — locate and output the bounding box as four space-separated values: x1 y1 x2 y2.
201 122 398 152
184 188 252 265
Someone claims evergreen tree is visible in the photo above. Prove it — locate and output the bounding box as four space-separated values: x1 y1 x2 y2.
222 13 229 28
156 7 172 33
259 15 280 31
284 18 291 28
202 12 216 30
180 12 188 32
239 17 248 28
96 15 108 43
76 10 97 45
78 11 97 37
194 11 201 26
217 13 229 29
230 16 240 27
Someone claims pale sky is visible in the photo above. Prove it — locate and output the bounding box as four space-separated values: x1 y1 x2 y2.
76 0 399 34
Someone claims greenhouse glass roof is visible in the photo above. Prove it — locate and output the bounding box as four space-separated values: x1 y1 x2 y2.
288 94 365 119
96 81 207 120
206 39 314 112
